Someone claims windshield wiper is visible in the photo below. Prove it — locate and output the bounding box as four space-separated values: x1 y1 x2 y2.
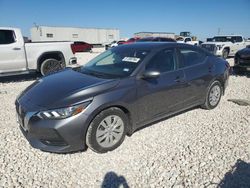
81 68 113 78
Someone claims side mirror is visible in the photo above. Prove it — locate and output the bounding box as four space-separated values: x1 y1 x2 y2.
142 70 160 79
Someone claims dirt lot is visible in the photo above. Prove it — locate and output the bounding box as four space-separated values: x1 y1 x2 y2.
0 57 250 187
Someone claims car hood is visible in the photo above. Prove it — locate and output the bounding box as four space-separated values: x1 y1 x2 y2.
237 47 250 59
18 69 119 111
203 41 232 46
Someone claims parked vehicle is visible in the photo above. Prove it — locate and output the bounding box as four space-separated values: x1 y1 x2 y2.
16 42 230 153
137 37 176 42
111 40 126 47
105 40 127 50
176 36 199 45
201 35 250 59
71 41 93 53
180 31 192 37
122 37 141 44
0 27 77 76
234 45 250 73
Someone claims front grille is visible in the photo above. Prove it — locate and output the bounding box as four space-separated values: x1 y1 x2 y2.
201 44 216 54
41 140 67 146
239 58 250 66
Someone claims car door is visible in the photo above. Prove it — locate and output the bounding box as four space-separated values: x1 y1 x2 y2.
0 29 26 73
135 48 190 126
177 46 212 104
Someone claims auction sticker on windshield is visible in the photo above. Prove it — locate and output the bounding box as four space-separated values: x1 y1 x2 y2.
122 57 140 63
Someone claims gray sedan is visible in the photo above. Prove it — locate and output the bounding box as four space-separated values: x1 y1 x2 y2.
16 42 230 153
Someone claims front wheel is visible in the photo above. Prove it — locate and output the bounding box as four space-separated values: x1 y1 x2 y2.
201 81 223 110
86 107 127 153
40 58 64 76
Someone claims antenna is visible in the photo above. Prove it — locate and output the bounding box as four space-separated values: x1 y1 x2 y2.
217 28 221 35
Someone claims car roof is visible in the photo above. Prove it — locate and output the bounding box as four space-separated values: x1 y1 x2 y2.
0 27 20 30
114 42 191 50
214 35 242 37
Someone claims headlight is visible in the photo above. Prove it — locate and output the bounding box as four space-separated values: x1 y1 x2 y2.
37 101 91 119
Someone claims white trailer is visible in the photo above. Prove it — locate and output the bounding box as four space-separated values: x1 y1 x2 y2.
31 26 120 45
134 32 175 39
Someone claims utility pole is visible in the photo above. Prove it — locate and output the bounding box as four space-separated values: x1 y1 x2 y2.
217 28 221 35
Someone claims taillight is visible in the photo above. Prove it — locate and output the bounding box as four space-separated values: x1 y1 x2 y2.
71 44 76 54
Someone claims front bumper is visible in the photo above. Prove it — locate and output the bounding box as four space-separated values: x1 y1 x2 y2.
234 65 250 72
234 58 250 72
16 102 90 153
201 44 223 56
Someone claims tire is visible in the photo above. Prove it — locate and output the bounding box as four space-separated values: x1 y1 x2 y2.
222 49 229 59
86 107 128 153
40 58 64 76
201 81 223 110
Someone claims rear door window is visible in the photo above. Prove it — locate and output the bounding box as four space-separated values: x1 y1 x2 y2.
0 30 16 44
178 47 207 68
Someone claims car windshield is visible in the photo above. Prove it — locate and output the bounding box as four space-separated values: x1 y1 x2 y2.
212 36 232 42
80 48 150 79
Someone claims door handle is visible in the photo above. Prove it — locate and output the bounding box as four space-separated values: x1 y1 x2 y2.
13 47 21 50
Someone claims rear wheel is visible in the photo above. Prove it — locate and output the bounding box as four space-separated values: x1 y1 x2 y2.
222 49 229 59
201 81 222 110
40 58 64 76
86 107 127 153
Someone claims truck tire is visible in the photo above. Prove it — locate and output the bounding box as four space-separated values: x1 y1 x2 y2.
222 49 229 59
40 58 63 76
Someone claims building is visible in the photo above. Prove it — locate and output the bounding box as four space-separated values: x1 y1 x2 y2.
134 32 175 39
31 26 120 45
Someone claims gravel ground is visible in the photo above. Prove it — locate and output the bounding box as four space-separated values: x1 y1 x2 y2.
0 58 250 187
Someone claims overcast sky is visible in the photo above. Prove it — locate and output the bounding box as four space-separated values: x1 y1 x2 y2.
0 0 250 40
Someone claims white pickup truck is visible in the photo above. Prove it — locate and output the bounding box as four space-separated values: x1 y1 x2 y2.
176 37 199 45
0 27 77 76
201 35 250 59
